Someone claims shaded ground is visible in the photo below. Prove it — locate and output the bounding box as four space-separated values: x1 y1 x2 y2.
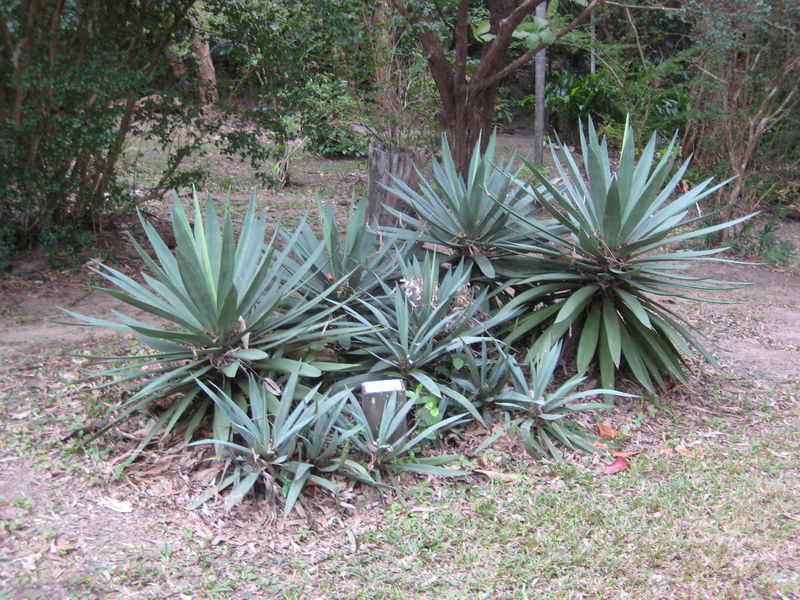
1 149 799 600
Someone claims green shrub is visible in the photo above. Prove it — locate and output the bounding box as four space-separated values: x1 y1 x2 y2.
346 387 468 478
729 219 795 266
535 70 624 141
448 340 514 413
297 77 368 158
71 119 751 512
0 2 202 263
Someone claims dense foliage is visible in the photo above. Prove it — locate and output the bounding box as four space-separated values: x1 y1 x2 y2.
2 1 796 268
0 1 198 266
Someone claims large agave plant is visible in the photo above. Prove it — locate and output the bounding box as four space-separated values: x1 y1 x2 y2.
64 191 364 452
491 119 755 393
383 132 558 279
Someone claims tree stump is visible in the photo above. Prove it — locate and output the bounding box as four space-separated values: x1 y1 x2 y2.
365 142 427 228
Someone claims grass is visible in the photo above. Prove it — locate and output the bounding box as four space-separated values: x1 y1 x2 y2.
239 403 798 600
1 342 798 599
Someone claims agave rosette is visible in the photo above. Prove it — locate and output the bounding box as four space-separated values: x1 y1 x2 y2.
490 118 755 392
63 191 364 451
382 133 559 279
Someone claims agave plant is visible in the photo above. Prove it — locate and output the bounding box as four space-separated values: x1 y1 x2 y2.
447 340 514 410
279 197 411 299
346 387 468 477
191 372 369 515
343 253 489 421
383 132 559 279
490 118 755 393
63 191 365 452
495 343 628 461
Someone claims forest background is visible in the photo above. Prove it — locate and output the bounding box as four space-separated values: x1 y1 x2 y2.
1 0 798 268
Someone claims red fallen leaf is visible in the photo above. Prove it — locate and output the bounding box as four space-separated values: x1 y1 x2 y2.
603 456 630 475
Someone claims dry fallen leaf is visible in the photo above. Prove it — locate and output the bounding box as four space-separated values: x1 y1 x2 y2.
597 422 620 439
603 456 630 475
98 497 133 513
675 446 695 458
611 450 643 458
48 536 71 554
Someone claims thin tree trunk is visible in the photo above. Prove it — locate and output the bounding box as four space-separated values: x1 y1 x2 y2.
533 1 547 166
372 2 399 138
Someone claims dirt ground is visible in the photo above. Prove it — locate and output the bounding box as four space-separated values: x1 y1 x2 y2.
1 160 799 599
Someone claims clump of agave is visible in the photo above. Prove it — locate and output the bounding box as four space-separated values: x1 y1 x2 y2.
66 118 753 514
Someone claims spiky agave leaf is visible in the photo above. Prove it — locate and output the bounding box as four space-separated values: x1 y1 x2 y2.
491 118 755 393
447 339 514 409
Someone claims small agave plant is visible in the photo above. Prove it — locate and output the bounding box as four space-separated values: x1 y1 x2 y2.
190 371 371 516
494 343 630 461
343 253 490 422
279 197 411 299
346 387 468 478
490 118 755 393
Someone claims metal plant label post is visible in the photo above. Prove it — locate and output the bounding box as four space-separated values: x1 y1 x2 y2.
360 379 408 443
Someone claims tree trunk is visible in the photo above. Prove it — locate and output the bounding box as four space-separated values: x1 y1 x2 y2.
372 2 400 137
532 1 547 166
401 0 602 174
191 9 218 106
366 142 428 228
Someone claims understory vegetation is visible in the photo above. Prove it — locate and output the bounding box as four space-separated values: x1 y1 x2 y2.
67 121 752 515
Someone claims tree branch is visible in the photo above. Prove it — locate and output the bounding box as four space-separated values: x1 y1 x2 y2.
475 0 605 93
473 0 547 83
604 1 679 10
